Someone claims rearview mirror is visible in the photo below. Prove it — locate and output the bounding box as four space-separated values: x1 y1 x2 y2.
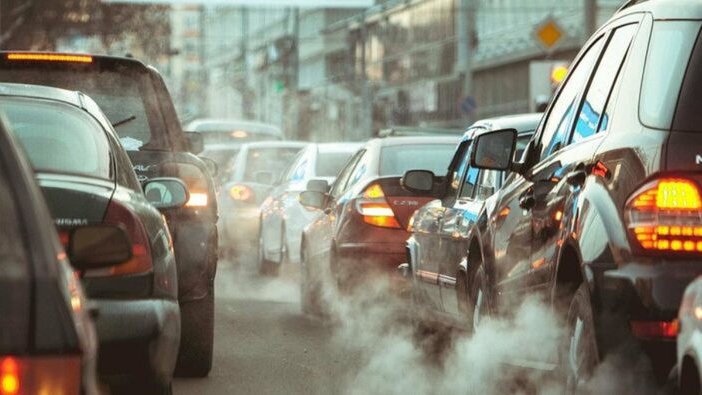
68 225 132 271
184 132 204 154
401 170 435 193
299 190 327 210
470 128 518 171
144 177 189 209
306 179 330 193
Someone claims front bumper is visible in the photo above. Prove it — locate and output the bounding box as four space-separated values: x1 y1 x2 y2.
94 298 180 384
598 261 702 379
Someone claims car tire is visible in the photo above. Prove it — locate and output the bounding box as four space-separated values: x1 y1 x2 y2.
258 232 280 276
175 284 215 378
562 283 598 394
470 265 490 333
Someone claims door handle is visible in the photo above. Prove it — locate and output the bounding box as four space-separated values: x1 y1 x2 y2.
519 192 535 210
565 169 587 187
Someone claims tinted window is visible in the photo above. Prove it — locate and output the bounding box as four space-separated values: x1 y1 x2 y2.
2 66 168 150
330 150 364 198
641 21 701 130
380 144 455 176
540 37 604 160
2 97 112 179
448 141 471 197
316 151 354 178
459 167 479 199
476 169 500 201
572 24 637 142
673 26 702 132
242 147 303 182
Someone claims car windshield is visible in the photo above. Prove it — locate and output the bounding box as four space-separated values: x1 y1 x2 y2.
1 66 167 150
316 151 354 177
1 97 111 179
241 147 303 182
380 144 456 176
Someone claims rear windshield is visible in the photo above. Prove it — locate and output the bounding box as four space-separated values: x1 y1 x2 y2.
242 147 304 182
316 151 354 177
1 64 168 150
380 144 456 176
673 23 702 132
1 97 112 179
201 147 241 168
640 21 702 130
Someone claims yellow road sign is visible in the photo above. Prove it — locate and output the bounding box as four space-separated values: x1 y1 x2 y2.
534 17 565 51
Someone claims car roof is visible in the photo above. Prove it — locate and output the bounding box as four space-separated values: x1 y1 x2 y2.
315 142 363 153
466 113 542 139
0 82 83 108
368 135 462 148
239 141 308 150
618 0 702 19
187 118 283 134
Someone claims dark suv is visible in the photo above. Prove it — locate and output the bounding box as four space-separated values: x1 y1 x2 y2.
0 52 218 376
463 1 702 389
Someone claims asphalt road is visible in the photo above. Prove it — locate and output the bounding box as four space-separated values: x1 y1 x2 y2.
173 259 365 395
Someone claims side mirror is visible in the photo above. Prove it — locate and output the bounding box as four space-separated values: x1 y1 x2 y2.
470 128 518 171
306 179 330 193
200 157 219 177
401 170 435 193
254 170 275 185
299 190 327 210
184 132 204 154
144 177 189 209
68 225 132 271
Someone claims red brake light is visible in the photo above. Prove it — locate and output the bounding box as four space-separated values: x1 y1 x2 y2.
100 200 152 276
186 191 209 207
6 52 93 63
625 178 702 253
357 183 401 229
1 357 19 395
630 320 679 339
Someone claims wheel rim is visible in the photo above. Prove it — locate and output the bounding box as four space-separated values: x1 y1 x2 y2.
473 288 484 332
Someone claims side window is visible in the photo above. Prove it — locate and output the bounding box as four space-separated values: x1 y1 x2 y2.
539 36 605 160
476 169 500 201
459 167 479 199
330 150 363 198
0 160 28 276
447 140 471 197
347 150 371 189
287 151 309 182
572 24 638 142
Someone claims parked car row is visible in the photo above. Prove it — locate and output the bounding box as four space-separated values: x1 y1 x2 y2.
0 52 220 393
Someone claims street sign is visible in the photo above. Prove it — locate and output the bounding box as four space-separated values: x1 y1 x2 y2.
533 17 565 52
102 0 373 7
460 96 477 115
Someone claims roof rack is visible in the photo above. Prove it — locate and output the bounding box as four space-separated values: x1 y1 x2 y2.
378 126 463 138
617 0 649 12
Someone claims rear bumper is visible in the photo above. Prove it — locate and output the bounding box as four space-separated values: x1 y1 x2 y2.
597 261 702 379
334 242 406 289
94 298 180 384
220 207 260 250
171 219 217 302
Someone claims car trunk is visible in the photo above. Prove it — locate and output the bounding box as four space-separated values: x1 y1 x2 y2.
372 177 440 229
35 173 115 227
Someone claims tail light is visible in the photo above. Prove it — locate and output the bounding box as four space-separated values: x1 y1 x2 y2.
356 183 401 229
0 355 81 395
185 191 208 207
229 184 254 203
625 178 702 253
98 200 152 276
630 320 679 339
167 163 210 208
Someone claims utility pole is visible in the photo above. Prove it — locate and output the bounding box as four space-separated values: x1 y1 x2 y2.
360 17 372 139
457 0 477 123
584 0 597 37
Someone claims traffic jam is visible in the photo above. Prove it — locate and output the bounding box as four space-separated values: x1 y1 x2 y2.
1 0 702 394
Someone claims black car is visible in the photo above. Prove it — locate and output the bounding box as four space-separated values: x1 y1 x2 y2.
299 136 460 313
0 102 137 395
401 114 538 329
464 1 702 390
0 52 219 376
0 82 189 393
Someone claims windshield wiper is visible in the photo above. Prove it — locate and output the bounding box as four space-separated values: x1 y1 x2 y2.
112 115 136 128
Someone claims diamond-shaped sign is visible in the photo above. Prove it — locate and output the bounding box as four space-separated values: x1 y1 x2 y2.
534 17 565 52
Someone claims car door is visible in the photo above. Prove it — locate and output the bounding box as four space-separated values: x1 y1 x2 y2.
413 139 471 311
490 33 607 302
527 22 639 294
441 166 501 318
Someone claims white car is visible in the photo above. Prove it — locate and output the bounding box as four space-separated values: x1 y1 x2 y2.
679 276 702 394
258 142 361 274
